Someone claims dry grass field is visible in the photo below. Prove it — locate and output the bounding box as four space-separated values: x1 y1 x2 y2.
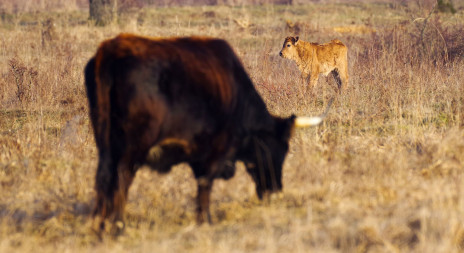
1 1 464 252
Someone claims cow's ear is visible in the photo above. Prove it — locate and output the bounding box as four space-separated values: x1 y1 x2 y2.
294 36 299 45
278 115 296 141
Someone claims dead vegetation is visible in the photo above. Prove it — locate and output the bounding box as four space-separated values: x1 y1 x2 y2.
0 2 464 252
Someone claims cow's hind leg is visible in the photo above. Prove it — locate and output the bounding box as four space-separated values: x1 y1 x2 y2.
93 149 136 236
111 156 136 235
93 151 117 234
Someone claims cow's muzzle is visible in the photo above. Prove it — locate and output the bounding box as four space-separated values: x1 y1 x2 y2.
279 51 283 57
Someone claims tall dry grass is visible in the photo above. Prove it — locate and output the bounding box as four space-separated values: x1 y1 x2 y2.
1 2 464 252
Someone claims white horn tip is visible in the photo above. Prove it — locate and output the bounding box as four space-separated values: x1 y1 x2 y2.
295 116 323 127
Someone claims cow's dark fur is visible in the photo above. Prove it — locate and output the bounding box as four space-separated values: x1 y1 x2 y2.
85 34 297 232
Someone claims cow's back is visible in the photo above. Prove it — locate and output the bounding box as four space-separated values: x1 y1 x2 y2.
95 34 243 111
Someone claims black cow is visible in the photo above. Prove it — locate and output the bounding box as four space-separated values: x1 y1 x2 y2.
84 34 331 233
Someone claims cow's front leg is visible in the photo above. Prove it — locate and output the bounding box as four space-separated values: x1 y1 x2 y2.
196 177 213 224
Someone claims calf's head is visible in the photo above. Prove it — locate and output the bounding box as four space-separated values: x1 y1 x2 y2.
279 36 299 60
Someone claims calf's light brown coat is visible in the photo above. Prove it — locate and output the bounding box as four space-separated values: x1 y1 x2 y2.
279 36 348 92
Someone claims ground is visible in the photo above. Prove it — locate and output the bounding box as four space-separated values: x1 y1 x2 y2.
0 2 464 252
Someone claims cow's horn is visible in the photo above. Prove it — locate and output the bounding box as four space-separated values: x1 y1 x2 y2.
294 98 334 128
294 116 323 127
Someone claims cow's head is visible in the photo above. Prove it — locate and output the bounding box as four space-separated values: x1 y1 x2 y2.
239 116 296 199
279 36 299 60
239 99 332 199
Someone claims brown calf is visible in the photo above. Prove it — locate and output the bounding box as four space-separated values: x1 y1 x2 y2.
280 36 348 93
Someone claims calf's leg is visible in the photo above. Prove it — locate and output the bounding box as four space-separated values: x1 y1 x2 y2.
308 74 319 95
331 70 343 93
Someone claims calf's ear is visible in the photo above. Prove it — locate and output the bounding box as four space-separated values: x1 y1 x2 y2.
294 36 299 45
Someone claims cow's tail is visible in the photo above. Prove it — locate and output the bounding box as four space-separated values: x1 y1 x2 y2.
84 55 113 151
84 57 98 141
85 53 117 220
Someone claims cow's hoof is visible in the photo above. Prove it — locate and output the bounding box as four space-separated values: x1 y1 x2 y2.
110 220 125 237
